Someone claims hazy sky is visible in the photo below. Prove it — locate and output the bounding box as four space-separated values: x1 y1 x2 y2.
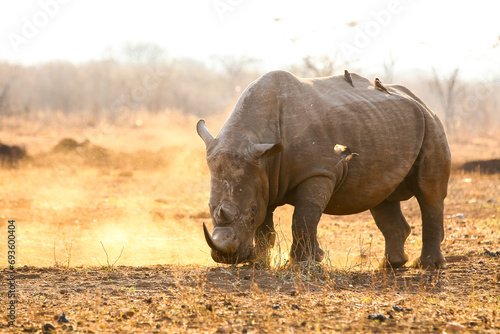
1 0 499 79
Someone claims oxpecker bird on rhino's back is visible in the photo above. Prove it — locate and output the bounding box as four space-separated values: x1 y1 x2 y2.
344 70 354 87
375 78 391 94
197 70 451 269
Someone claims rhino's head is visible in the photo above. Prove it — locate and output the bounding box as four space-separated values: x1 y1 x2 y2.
197 120 282 264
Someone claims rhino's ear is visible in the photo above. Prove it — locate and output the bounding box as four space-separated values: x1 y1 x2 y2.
197 119 214 147
252 142 283 159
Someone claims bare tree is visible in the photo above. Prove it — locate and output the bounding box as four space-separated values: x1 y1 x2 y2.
103 42 167 65
302 54 337 77
382 50 397 83
294 52 358 78
214 55 259 81
122 42 167 65
212 54 260 98
0 84 9 114
431 67 461 135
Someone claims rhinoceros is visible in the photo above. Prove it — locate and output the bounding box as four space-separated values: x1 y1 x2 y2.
197 70 451 269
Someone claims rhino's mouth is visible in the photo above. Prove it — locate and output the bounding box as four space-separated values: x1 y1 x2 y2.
203 222 254 264
210 247 255 264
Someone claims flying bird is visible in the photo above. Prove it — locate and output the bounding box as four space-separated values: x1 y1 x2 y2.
334 144 359 166
344 70 354 87
374 78 391 94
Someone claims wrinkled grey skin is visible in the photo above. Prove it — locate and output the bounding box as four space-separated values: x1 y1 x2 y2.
197 70 451 269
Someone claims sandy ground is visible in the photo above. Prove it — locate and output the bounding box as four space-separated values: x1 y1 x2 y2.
1 114 499 333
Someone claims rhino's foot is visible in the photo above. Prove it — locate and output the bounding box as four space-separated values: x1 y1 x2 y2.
290 245 324 264
380 253 409 269
412 253 447 270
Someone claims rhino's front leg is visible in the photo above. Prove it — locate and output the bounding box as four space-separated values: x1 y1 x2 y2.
254 210 277 266
290 177 335 263
370 200 411 268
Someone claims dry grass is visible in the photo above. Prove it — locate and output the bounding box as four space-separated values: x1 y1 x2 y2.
0 112 499 333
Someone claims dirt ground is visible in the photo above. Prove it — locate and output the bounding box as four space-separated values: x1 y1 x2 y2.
1 114 499 333
1 251 499 334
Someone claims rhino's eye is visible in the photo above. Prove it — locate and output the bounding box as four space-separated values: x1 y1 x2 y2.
252 206 257 213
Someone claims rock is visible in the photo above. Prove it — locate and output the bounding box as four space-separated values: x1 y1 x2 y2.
116 308 135 319
62 324 75 331
155 198 168 204
444 322 466 333
42 323 56 333
291 304 300 310
368 314 387 321
393 306 413 312
478 315 489 324
118 170 133 177
482 248 500 257
57 313 69 323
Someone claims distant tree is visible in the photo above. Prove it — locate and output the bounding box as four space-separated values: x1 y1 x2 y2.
292 52 356 78
122 42 166 65
302 54 337 77
382 50 397 83
213 54 259 90
215 55 258 79
103 42 167 65
0 84 9 114
431 67 461 135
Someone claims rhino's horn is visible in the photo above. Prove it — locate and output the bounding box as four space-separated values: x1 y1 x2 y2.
203 222 230 254
197 120 214 147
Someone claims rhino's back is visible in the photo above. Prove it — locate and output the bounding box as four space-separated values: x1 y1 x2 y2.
275 73 429 213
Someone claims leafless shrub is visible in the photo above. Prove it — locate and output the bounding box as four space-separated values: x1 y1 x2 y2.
0 48 498 136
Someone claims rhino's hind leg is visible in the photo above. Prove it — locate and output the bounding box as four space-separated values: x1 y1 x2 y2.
289 177 335 264
413 198 447 269
412 128 450 269
370 200 411 268
255 211 277 266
